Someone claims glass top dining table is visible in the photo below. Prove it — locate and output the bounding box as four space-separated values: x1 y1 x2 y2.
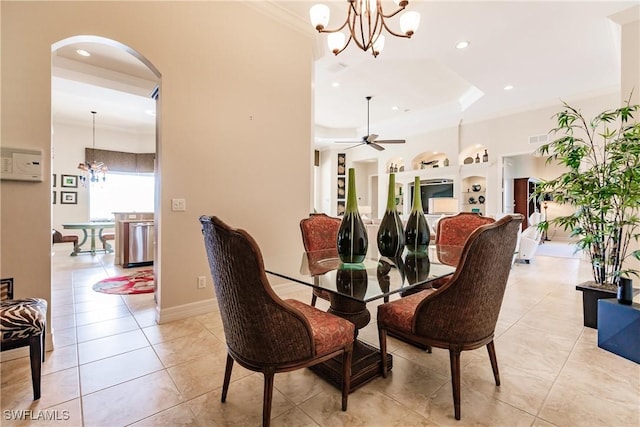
264 244 461 392
266 244 459 304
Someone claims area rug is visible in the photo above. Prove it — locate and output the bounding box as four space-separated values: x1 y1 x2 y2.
536 241 583 259
92 270 155 295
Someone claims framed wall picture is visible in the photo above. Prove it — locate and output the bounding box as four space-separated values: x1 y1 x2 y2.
52 174 57 187
61 174 78 188
337 153 346 175
60 191 77 205
337 177 346 199
0 278 14 301
52 190 56 204
337 201 345 216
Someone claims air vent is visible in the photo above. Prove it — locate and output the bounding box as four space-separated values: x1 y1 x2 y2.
528 134 549 144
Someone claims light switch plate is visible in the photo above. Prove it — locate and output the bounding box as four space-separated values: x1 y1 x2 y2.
171 198 186 211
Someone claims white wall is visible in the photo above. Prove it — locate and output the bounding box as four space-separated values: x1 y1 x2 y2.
1 2 313 332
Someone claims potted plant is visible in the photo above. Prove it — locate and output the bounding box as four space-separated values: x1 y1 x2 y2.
534 96 640 328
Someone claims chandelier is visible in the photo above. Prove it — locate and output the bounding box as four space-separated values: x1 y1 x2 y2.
309 0 420 58
77 111 107 186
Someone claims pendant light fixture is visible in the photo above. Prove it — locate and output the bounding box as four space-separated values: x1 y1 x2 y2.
309 0 420 58
77 111 107 186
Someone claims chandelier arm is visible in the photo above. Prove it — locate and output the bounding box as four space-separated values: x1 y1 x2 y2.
380 19 412 39
331 35 354 56
379 5 406 19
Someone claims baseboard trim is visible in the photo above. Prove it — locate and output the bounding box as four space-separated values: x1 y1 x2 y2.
156 298 217 324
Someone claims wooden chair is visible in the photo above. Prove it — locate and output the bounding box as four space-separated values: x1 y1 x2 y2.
377 214 523 420
52 229 79 254
199 215 354 427
299 213 341 306
0 298 48 400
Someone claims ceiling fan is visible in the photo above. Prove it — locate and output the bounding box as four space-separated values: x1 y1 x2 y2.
338 96 406 151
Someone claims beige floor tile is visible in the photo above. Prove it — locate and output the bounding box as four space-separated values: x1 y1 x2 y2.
1 367 79 413
128 402 200 427
78 329 150 364
187 374 294 426
152 328 225 367
142 317 206 345
73 296 125 314
271 407 321 427
299 387 435 426
166 351 251 400
41 344 78 375
51 303 74 318
133 308 158 328
51 314 75 331
0 398 83 427
273 367 335 406
539 381 640 427
75 315 139 343
51 327 77 348
74 304 131 326
82 370 185 426
79 346 165 394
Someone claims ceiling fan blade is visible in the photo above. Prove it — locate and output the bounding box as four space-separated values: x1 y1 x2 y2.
366 134 379 142
345 142 365 150
368 142 385 151
376 139 406 144
335 140 362 144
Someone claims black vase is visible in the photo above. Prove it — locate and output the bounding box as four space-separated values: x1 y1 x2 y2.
617 277 633 305
405 176 430 253
337 168 368 263
336 263 368 299
404 251 431 285
377 173 405 257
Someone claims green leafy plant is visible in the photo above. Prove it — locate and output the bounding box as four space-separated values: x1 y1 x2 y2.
535 97 640 289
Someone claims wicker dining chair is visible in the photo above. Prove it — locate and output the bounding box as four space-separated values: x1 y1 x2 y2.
300 213 341 306
377 214 523 421
200 215 354 427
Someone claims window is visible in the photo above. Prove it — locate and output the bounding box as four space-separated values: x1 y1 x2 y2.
89 172 155 220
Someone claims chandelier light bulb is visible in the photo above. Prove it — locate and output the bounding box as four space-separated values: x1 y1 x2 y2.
328 32 346 55
372 34 385 57
310 4 330 30
400 11 420 36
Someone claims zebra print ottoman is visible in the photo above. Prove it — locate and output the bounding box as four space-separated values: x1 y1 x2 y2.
0 298 47 400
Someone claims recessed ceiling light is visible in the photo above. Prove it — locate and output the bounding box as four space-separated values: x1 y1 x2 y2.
331 82 340 88
391 106 399 111
455 41 470 49
76 49 91 57
504 85 514 91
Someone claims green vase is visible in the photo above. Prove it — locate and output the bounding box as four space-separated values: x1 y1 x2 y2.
377 173 405 257
405 176 430 252
337 168 368 263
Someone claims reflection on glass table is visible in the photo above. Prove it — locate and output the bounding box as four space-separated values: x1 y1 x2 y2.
265 246 457 392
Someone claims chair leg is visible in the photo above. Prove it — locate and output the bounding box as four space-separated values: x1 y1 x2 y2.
448 348 462 420
263 368 275 427
486 341 501 386
28 335 43 400
378 327 388 378
42 324 46 362
221 354 234 403
310 293 318 307
341 344 353 411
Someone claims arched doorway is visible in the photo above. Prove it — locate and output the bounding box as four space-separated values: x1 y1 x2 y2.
51 36 161 312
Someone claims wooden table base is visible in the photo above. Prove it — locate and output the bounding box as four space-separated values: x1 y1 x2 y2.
309 339 392 392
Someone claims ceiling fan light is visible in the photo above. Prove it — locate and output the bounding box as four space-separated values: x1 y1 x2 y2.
400 11 420 36
328 32 346 55
310 4 330 31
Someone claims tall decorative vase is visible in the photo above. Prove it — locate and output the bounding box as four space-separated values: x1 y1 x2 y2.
405 176 430 253
617 277 633 305
337 168 368 263
377 173 405 257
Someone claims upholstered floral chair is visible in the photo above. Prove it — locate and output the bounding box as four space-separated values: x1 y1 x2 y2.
200 215 354 427
299 213 341 306
377 215 523 420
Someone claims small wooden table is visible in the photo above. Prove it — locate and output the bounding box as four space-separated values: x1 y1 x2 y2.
266 246 458 392
62 222 115 256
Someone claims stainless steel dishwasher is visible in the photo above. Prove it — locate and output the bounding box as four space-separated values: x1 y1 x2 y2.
126 221 154 267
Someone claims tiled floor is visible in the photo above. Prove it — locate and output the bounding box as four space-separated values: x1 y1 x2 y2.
1 243 639 426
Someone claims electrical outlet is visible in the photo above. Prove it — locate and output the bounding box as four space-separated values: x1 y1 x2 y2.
197 276 206 289
171 198 186 211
